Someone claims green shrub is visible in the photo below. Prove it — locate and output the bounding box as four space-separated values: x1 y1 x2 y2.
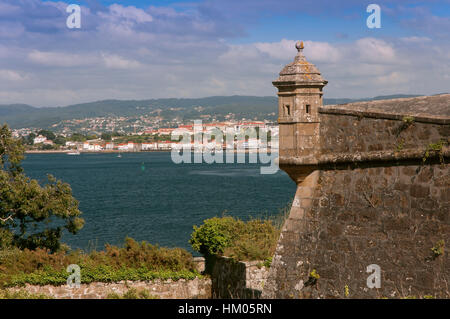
0 229 13 250
431 240 445 258
190 216 281 261
190 216 240 256
263 257 273 268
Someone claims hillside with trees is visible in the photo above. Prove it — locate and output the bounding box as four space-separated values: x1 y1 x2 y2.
0 95 422 130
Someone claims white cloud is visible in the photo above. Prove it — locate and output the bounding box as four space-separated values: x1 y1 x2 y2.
400 36 432 43
148 6 183 18
0 69 28 81
101 53 141 69
0 22 24 38
105 4 153 23
6 35 448 105
219 44 261 64
218 37 449 98
303 41 341 63
0 1 448 106
0 88 85 107
250 39 341 63
253 39 294 60
28 50 98 67
354 38 397 64
373 71 409 85
0 2 21 17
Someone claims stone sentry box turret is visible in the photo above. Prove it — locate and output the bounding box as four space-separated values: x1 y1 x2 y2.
273 41 327 183
263 41 449 299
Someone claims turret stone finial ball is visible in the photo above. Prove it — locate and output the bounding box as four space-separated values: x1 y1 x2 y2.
295 40 304 52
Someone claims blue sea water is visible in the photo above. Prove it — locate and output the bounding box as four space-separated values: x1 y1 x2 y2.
22 152 296 254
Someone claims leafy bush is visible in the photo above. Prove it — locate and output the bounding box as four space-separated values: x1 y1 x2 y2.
190 216 240 256
190 216 281 261
0 229 13 250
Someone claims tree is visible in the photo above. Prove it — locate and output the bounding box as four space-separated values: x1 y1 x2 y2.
86 134 98 140
41 143 55 150
69 133 86 142
38 130 56 141
0 125 84 252
54 136 66 145
26 133 36 145
101 133 112 141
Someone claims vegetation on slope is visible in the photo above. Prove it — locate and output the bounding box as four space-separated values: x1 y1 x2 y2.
0 94 423 129
0 237 199 288
0 289 52 299
189 205 290 261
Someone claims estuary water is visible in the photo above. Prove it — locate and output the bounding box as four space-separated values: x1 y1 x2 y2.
22 152 296 253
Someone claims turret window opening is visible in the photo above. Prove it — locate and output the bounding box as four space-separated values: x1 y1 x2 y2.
284 104 290 116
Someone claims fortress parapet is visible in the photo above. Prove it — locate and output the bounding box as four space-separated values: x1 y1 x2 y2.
263 41 450 299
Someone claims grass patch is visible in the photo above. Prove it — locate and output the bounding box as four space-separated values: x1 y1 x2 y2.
0 289 52 299
5 268 199 288
107 288 159 299
0 237 200 288
422 140 447 164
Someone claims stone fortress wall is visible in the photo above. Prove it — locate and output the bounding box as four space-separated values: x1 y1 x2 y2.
262 41 449 298
6 256 270 299
8 277 212 299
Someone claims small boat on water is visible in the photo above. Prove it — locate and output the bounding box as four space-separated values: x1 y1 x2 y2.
117 153 122 158
67 151 80 155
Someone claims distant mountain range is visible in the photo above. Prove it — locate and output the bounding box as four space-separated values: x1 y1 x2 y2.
0 94 422 129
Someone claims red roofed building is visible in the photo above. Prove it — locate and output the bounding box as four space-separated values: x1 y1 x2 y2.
158 128 175 135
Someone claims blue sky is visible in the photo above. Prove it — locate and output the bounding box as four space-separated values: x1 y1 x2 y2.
1 0 449 106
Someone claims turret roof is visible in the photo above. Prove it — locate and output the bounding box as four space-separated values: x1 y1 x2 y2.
273 41 327 85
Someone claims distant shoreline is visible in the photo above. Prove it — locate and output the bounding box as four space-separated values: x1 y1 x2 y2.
25 150 169 154
25 149 271 154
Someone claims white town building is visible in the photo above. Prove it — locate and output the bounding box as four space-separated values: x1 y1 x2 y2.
33 135 47 144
